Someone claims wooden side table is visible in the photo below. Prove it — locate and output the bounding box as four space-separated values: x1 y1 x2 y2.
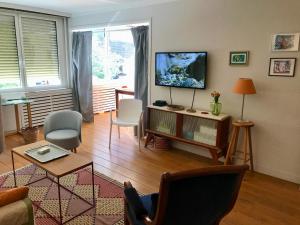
225 121 254 171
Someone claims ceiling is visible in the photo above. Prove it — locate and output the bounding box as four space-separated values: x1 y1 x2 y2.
0 0 179 15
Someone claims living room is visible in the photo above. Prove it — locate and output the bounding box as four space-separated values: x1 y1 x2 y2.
0 0 299 225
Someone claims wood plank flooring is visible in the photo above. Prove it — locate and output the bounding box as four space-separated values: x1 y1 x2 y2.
0 112 299 225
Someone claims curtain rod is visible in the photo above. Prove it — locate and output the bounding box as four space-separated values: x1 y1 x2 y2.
72 23 149 33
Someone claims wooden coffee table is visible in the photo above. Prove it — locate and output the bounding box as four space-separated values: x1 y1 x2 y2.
11 140 95 225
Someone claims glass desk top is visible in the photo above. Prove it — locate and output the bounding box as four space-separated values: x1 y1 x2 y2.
1 99 34 106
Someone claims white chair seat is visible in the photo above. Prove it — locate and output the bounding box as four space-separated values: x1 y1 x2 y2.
112 118 139 127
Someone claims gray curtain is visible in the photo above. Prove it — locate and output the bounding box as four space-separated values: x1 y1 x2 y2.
72 31 94 122
131 26 149 128
0 98 4 153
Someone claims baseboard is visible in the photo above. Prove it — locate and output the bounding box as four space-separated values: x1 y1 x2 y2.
254 165 300 184
172 142 300 185
4 130 18 136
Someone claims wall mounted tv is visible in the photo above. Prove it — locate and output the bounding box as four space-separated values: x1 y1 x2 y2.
155 52 207 89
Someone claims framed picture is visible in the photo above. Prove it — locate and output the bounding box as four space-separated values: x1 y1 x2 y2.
229 51 249 65
271 33 300 51
269 58 296 77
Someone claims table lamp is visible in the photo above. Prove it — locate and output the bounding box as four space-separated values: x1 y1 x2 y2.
233 78 256 121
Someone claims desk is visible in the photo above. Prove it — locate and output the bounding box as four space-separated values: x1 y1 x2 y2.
1 99 34 132
115 88 134 115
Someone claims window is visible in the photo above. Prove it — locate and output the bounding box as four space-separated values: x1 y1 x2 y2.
0 10 66 91
0 15 21 89
22 17 60 87
92 28 135 89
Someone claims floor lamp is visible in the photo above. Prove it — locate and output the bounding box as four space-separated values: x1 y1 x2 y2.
233 78 256 122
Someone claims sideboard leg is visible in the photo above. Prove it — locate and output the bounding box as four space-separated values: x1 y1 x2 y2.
144 133 154 148
209 149 219 163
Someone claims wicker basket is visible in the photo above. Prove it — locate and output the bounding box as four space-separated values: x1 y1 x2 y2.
154 136 170 150
21 127 39 144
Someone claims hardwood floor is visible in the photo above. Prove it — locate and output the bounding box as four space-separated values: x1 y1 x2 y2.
1 112 300 225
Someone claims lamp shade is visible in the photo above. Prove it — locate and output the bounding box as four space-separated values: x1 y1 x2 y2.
233 78 256 94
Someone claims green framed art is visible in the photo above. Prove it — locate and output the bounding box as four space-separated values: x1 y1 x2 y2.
229 51 249 65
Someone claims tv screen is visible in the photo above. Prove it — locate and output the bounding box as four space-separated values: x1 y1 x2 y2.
155 52 207 89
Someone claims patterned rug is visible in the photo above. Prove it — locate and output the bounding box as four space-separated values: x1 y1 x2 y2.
0 165 125 225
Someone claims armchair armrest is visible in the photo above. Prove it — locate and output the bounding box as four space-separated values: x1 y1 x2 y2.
0 197 34 225
124 188 148 220
124 182 155 224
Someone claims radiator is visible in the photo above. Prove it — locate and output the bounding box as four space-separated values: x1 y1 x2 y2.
93 85 117 113
22 89 74 127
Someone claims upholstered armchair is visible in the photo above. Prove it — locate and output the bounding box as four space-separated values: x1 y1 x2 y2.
0 187 34 225
44 110 82 153
124 165 248 225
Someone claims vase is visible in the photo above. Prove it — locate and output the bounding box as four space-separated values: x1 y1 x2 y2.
210 102 222 116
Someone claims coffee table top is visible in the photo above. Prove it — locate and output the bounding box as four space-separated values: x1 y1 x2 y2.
12 140 92 177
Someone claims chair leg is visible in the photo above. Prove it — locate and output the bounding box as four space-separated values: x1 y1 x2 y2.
141 117 144 139
124 201 130 225
248 128 254 171
225 126 239 165
118 126 120 139
109 123 112 149
124 215 130 225
74 148 77 153
138 124 141 151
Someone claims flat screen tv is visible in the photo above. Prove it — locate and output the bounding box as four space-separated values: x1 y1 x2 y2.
155 52 207 89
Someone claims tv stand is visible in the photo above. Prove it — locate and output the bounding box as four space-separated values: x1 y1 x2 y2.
145 105 231 162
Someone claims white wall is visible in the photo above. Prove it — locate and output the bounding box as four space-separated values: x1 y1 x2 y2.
71 0 300 184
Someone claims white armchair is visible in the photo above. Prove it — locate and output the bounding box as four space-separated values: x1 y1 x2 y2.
109 99 143 150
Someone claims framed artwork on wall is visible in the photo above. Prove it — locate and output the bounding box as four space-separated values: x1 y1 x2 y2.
271 33 300 52
268 58 296 77
229 51 249 65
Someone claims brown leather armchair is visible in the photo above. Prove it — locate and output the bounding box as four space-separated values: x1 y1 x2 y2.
124 165 248 225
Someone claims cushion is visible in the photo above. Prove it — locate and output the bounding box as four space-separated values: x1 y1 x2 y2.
0 187 29 207
46 129 78 140
46 129 80 150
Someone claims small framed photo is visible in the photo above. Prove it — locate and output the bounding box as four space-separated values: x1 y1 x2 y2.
271 33 300 51
229 51 249 65
269 58 296 77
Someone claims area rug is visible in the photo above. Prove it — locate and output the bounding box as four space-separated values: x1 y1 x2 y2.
0 165 125 225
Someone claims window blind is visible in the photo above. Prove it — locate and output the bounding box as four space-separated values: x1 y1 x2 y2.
21 17 60 87
0 15 21 89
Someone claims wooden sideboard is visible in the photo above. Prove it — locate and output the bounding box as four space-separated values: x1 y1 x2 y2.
145 105 231 162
